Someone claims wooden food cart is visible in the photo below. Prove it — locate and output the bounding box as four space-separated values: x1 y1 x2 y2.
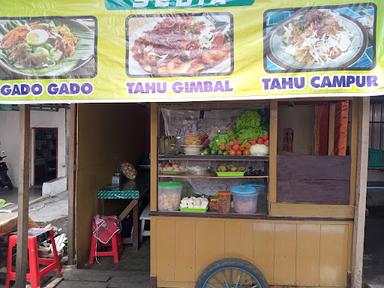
149 99 369 288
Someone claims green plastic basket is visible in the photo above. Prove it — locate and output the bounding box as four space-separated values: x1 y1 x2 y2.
216 171 245 177
180 207 208 213
368 148 384 168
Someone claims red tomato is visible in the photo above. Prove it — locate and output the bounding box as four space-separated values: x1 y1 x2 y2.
257 138 264 144
233 144 240 151
261 134 269 140
236 150 242 156
250 140 257 145
264 140 269 146
226 145 232 151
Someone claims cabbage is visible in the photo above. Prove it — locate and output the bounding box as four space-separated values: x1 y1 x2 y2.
236 110 262 131
250 144 269 156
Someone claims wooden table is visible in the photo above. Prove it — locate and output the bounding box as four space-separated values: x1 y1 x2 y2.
0 212 18 237
97 174 149 250
0 213 36 237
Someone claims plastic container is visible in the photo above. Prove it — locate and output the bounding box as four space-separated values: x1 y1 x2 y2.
217 191 232 213
183 145 203 156
158 181 183 212
187 165 209 176
242 183 266 194
230 185 258 214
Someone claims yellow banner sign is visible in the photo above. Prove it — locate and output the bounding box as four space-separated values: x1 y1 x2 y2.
0 0 382 102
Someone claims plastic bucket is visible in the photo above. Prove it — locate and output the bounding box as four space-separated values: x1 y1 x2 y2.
230 185 258 214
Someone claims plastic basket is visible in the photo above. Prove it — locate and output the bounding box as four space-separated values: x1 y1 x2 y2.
368 148 384 168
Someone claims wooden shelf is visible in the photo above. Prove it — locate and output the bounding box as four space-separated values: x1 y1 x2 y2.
150 211 353 222
158 174 268 179
151 211 268 219
159 154 269 162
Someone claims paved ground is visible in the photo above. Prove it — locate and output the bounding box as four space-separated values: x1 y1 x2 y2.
29 191 68 223
56 239 150 288
364 214 384 287
0 186 42 211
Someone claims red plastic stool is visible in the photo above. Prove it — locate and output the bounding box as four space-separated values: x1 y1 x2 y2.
6 228 62 288
89 233 122 264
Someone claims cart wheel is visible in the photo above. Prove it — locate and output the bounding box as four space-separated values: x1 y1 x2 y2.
195 258 268 288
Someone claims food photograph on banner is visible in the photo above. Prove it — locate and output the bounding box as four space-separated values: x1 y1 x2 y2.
0 16 97 79
126 13 234 77
263 3 377 73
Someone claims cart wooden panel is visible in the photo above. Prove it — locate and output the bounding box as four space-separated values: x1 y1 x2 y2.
151 216 353 288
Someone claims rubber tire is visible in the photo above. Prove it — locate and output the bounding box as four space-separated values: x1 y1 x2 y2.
195 258 269 288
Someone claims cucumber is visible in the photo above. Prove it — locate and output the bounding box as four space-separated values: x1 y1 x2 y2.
0 25 8 34
9 20 19 28
5 22 13 31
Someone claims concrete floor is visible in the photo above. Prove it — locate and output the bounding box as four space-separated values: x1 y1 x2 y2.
0 186 42 211
363 214 384 287
29 191 68 223
56 239 150 288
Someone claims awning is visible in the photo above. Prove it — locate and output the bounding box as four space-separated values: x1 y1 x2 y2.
0 0 382 103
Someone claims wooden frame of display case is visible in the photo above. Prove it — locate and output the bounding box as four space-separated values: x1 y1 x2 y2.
153 101 271 216
150 98 368 288
151 99 358 219
268 99 358 219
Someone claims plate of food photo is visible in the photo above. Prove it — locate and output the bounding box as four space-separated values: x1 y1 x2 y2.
0 18 95 78
265 9 368 71
127 13 233 77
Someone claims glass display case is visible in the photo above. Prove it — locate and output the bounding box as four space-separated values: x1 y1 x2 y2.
156 103 270 216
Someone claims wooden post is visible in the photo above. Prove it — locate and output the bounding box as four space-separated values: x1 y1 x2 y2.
66 104 77 265
351 97 370 288
150 103 158 212
268 100 278 206
15 105 31 288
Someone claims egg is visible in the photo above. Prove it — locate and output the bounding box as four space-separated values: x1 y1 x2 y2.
26 29 49 46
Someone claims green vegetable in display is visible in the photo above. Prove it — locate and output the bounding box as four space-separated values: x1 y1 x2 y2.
237 127 262 143
209 129 235 153
202 148 210 155
236 110 262 131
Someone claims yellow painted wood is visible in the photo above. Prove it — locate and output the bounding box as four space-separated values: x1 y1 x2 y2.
296 224 321 286
195 220 225 277
347 222 353 271
253 222 275 283
157 281 195 288
269 100 278 205
152 216 352 287
320 224 349 287
274 223 297 285
150 217 157 278
175 219 196 282
156 218 176 282
270 203 354 218
224 221 253 263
